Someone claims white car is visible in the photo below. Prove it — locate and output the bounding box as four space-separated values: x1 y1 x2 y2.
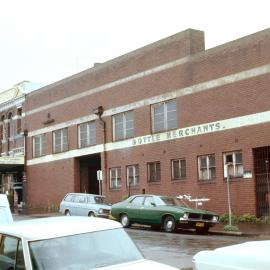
193 240 270 270
0 216 178 270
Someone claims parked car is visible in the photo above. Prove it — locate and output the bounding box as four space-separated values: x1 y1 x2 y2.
59 193 111 218
0 194 13 224
193 240 270 270
111 194 219 233
0 216 178 270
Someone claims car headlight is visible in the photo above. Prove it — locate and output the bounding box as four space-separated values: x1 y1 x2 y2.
212 215 219 222
98 209 104 214
180 213 189 221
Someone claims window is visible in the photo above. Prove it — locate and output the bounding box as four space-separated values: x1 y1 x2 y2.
144 196 155 206
130 196 145 205
224 151 243 178
152 99 177 133
0 235 25 269
110 167 121 189
127 165 139 187
53 128 68 153
172 159 186 180
33 134 46 157
78 121 96 148
113 111 134 141
198 154 216 180
148 162 161 182
16 108 22 134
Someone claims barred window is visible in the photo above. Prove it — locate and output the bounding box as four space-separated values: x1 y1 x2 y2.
53 128 68 153
198 154 216 180
113 111 134 141
127 165 139 187
152 99 177 133
172 159 186 180
33 134 47 157
110 167 121 189
224 151 243 178
148 162 161 182
79 121 96 148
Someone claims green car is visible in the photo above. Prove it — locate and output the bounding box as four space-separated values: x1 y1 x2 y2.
111 194 219 234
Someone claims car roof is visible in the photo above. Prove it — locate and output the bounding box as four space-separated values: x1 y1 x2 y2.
65 193 105 197
0 216 121 241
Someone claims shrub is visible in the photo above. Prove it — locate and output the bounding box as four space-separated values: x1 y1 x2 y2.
224 224 239 232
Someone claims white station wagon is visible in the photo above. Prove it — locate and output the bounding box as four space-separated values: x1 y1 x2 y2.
59 193 111 218
0 216 178 270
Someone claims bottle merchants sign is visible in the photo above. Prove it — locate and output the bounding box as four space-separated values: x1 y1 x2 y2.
0 156 24 165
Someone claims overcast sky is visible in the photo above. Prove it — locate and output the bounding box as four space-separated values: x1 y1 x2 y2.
0 0 269 91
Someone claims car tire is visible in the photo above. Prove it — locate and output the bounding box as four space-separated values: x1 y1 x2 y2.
65 210 71 216
163 216 176 233
88 212 95 217
120 214 131 228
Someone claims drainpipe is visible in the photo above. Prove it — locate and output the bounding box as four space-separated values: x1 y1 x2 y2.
22 129 28 209
94 106 106 196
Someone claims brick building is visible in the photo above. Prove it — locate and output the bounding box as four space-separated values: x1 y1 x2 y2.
24 28 270 216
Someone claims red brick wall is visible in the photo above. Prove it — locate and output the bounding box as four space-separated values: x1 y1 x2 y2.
24 28 270 215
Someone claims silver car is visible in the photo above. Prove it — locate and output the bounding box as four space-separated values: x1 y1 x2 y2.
59 193 111 218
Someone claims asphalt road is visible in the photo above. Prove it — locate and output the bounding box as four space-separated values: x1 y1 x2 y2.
126 226 257 270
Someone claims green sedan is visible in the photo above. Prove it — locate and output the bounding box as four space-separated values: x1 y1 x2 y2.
111 194 219 233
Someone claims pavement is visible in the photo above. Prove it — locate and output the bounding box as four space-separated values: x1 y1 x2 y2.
12 211 270 237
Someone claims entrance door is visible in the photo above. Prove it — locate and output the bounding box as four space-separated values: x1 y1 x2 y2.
253 146 270 217
79 154 101 195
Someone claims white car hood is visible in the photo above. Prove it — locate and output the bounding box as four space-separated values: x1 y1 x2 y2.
0 194 13 224
99 259 177 270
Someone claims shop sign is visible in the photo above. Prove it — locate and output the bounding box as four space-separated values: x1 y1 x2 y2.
0 156 24 165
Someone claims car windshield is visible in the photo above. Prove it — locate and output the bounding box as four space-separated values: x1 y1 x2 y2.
157 196 189 207
29 228 143 270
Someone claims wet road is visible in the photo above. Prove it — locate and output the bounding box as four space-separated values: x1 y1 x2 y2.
127 226 257 270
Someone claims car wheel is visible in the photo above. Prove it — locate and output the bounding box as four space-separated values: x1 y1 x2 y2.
88 212 95 217
65 210 71 216
120 214 131 228
163 216 176 233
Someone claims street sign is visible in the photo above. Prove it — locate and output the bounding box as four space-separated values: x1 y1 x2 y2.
97 170 103 181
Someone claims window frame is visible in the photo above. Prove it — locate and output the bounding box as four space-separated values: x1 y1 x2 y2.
151 99 177 133
126 164 139 187
223 151 244 178
78 121 96 148
171 158 186 181
112 111 134 141
198 154 216 181
33 133 47 158
109 167 122 189
53 128 68 154
147 161 161 183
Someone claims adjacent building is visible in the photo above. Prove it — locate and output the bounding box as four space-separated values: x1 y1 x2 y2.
22 28 270 216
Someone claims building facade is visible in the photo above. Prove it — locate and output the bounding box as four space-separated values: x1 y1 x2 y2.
24 28 270 216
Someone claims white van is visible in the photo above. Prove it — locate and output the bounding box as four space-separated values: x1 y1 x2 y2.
0 194 13 224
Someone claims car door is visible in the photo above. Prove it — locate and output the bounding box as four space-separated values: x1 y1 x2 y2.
126 196 145 222
140 196 161 224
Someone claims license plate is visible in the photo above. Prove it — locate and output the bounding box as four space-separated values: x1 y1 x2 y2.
196 222 205 227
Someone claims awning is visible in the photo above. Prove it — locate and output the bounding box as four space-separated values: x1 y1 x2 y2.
0 156 24 172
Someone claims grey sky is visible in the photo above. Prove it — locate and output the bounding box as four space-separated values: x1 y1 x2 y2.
0 0 269 91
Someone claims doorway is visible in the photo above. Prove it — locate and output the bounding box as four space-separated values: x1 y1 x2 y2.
79 154 101 195
253 146 270 217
